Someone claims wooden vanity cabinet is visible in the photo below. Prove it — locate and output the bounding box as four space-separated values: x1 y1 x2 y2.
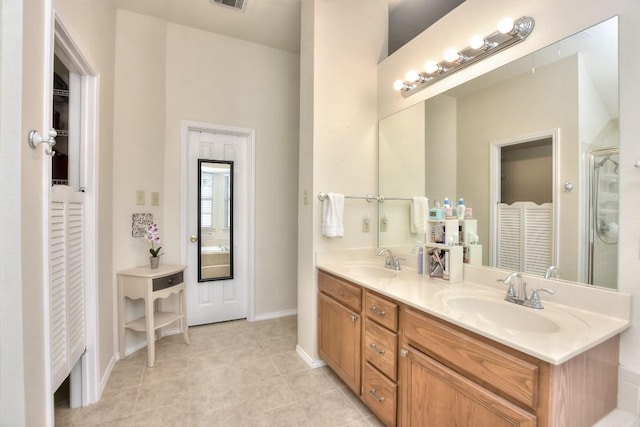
399 306 620 427
363 290 399 426
318 271 362 395
400 307 538 426
317 270 619 427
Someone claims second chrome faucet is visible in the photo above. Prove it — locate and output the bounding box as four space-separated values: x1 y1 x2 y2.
498 272 555 309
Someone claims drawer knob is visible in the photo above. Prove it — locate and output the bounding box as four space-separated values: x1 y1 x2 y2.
370 306 386 317
350 314 357 323
400 348 409 357
369 342 386 355
369 388 385 403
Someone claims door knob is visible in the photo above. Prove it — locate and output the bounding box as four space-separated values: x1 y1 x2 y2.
190 235 198 243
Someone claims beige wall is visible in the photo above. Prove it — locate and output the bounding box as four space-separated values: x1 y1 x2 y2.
378 0 640 403
164 22 300 317
297 0 388 362
1 0 26 424
113 11 300 320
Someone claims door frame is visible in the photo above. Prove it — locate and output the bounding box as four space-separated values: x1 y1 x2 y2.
180 120 256 321
489 128 559 269
50 13 101 409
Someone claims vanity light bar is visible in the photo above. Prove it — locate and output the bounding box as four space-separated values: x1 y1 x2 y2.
394 16 535 98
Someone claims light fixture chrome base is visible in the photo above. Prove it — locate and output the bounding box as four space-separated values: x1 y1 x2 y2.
397 16 535 98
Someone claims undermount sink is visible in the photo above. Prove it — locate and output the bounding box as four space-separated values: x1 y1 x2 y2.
343 264 398 279
441 294 590 335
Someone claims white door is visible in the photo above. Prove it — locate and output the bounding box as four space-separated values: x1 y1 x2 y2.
186 129 248 325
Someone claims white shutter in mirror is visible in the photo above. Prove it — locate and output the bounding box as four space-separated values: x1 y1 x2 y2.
497 202 552 275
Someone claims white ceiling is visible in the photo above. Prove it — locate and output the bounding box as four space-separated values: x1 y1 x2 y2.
114 0 303 53
114 0 462 55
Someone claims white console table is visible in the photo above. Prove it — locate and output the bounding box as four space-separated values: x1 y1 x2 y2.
118 264 190 367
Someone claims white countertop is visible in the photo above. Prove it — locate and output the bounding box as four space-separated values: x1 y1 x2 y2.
317 250 631 365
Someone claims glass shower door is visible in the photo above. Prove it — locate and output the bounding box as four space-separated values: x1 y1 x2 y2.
589 147 619 288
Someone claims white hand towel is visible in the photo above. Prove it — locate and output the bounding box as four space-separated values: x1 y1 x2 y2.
322 193 345 237
410 196 429 234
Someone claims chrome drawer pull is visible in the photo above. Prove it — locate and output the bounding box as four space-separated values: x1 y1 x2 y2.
370 306 386 316
369 342 386 355
370 388 385 403
350 314 357 323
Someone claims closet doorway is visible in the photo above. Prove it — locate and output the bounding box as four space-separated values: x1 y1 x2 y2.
51 14 100 416
489 130 558 276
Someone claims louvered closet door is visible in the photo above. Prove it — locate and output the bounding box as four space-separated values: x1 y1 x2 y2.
497 202 552 276
50 185 85 392
497 204 522 271
522 202 553 276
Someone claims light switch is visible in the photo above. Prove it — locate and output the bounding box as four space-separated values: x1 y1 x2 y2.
151 192 160 206
136 190 145 205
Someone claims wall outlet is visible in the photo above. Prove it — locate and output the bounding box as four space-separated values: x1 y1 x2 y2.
136 190 145 205
380 218 387 232
151 192 160 206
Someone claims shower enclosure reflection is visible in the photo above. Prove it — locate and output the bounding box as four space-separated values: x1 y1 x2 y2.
198 159 233 281
589 147 618 288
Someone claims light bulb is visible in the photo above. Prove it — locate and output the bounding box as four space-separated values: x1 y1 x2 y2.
498 17 514 34
469 35 485 50
424 61 440 75
444 49 460 63
393 80 405 91
405 70 420 82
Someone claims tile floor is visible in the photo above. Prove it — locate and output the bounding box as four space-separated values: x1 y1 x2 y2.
55 316 384 426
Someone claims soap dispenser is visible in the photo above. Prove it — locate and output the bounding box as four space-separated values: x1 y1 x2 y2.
457 198 465 219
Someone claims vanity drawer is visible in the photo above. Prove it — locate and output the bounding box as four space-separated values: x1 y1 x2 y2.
365 291 398 332
152 271 184 292
363 362 397 427
403 307 539 410
364 319 398 381
318 271 362 312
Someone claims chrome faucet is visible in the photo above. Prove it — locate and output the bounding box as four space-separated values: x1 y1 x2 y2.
499 272 527 304
377 248 403 271
498 272 555 309
544 266 559 279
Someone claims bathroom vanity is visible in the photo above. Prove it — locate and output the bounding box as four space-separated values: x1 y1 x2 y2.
317 253 630 427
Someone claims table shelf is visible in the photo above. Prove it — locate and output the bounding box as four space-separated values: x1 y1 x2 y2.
118 264 189 367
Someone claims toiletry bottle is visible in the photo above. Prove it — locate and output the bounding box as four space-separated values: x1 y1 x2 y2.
417 246 424 274
443 198 452 217
457 198 465 219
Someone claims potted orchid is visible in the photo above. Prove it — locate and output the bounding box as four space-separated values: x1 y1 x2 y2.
145 223 163 268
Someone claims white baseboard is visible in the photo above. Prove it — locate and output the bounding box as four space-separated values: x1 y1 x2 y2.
620 366 640 416
253 308 298 322
99 353 118 398
296 344 326 369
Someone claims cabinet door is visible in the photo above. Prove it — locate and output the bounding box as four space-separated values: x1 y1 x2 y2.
400 347 536 427
318 292 361 394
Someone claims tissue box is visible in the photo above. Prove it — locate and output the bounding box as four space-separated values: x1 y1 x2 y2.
429 208 443 220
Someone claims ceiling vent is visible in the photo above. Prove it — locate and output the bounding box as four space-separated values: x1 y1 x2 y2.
210 0 247 11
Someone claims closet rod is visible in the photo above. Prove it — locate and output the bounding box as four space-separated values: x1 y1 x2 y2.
317 192 379 203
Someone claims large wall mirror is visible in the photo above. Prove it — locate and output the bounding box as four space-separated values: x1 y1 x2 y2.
198 159 233 281
379 17 619 289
